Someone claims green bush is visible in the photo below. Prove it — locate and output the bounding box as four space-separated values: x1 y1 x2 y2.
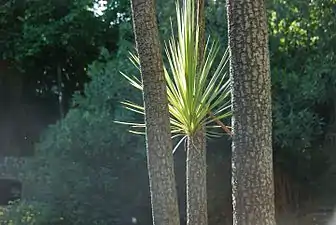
16 25 150 224
0 200 64 225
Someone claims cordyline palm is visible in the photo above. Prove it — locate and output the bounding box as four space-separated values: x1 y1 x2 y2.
120 2 231 142
118 0 231 223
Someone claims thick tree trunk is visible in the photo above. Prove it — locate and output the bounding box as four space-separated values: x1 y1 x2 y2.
130 0 180 225
186 129 207 225
226 0 276 224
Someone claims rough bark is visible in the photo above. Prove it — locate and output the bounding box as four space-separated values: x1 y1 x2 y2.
186 129 207 225
186 1 208 225
130 0 180 224
226 0 276 224
196 0 205 60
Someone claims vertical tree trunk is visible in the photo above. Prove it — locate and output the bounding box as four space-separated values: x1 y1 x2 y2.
186 1 208 225
196 0 205 60
130 0 180 225
226 0 276 224
186 129 207 225
57 64 64 118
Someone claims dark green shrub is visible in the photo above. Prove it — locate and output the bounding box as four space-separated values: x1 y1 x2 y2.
17 26 150 224
0 200 64 225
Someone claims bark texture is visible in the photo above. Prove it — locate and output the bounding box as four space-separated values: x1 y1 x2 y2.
186 129 207 225
196 0 205 60
130 0 180 224
186 1 208 225
226 0 276 224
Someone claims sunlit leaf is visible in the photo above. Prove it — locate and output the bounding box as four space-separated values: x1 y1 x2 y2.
117 0 232 147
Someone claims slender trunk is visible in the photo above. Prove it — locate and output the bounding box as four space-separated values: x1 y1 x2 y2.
57 65 64 118
186 129 207 225
226 0 276 224
130 0 180 224
186 1 208 224
196 0 205 60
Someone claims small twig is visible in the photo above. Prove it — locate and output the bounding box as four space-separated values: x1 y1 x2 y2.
208 111 232 136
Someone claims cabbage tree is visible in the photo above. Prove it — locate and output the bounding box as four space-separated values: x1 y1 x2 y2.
118 0 231 223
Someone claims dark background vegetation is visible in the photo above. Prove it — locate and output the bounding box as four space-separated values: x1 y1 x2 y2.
0 0 335 224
